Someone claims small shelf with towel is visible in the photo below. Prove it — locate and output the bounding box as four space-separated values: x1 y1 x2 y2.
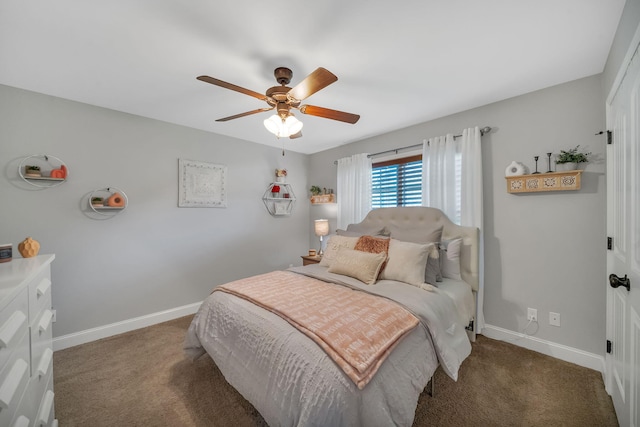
506 170 582 193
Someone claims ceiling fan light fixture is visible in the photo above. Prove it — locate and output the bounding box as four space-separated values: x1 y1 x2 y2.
264 114 303 138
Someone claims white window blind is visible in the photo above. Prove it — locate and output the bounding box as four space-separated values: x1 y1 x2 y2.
371 155 422 209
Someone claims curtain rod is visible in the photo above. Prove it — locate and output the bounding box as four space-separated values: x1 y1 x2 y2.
333 126 491 164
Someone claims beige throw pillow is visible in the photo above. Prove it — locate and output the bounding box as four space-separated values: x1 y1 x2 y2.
327 248 386 285
319 235 359 267
379 239 437 288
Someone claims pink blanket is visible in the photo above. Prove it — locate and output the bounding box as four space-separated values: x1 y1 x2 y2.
214 270 419 389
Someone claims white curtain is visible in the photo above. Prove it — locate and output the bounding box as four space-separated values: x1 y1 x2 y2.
422 126 485 332
422 133 457 221
337 153 372 229
460 127 485 332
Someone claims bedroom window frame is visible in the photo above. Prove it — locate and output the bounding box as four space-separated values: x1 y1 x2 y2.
371 154 423 209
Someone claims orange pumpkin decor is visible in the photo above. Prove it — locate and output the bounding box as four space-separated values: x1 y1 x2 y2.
50 164 67 179
107 192 125 207
18 237 40 258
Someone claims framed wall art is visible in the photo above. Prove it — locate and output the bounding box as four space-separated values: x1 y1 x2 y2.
178 159 227 208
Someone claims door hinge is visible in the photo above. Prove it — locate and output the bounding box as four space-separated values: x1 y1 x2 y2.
607 340 612 354
608 237 613 250
607 130 613 145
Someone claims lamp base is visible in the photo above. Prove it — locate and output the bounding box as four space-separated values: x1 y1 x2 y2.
318 235 325 256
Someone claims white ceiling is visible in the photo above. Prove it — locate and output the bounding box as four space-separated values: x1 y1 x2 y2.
0 1 625 154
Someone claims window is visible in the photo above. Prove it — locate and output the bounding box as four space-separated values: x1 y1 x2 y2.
371 155 422 209
371 152 463 223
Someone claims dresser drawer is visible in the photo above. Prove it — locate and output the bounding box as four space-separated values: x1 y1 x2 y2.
30 308 53 378
34 373 55 427
27 268 52 326
0 329 30 427
12 355 53 427
0 288 28 371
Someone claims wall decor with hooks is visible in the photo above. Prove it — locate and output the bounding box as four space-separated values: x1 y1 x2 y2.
88 187 128 216
18 154 68 188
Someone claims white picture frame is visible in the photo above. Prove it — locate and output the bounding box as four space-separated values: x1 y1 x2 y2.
178 159 227 208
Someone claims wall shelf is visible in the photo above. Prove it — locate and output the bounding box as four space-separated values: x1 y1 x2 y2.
262 183 296 216
310 194 335 204
506 170 582 193
89 187 128 216
18 154 68 188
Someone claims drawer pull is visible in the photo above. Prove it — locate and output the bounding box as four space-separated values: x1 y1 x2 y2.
36 389 55 426
0 310 27 348
38 310 53 334
36 278 52 298
37 348 54 377
12 415 30 427
0 358 28 409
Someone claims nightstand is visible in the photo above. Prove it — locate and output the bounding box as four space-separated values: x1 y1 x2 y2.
301 255 322 266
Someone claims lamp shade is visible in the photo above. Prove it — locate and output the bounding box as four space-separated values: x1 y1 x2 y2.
314 219 329 237
263 114 303 138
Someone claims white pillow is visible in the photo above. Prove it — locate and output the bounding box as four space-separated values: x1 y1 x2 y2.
379 239 437 288
440 238 462 280
319 235 358 267
327 248 386 285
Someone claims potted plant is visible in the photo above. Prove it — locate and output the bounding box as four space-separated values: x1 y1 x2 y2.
24 165 41 177
555 145 591 171
275 169 287 183
91 197 104 207
310 185 322 196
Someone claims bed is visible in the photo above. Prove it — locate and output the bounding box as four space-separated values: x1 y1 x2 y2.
184 207 479 426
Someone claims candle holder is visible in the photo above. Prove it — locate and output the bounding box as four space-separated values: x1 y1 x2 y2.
532 156 541 174
546 153 553 173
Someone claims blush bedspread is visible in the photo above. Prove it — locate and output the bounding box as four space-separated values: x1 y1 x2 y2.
214 270 419 390
184 265 472 426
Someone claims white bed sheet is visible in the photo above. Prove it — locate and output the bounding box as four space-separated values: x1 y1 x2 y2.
184 266 472 426
437 278 475 327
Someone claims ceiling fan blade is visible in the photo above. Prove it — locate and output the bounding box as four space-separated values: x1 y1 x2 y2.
299 105 360 124
197 75 267 101
289 131 302 139
216 107 273 122
287 68 338 101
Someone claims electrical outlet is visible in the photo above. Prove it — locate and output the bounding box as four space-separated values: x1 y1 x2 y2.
550 312 560 327
527 308 537 322
52 309 57 323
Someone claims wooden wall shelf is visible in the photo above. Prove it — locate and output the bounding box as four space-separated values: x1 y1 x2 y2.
310 194 335 204
506 170 582 193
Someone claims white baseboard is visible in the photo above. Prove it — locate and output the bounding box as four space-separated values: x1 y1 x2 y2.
481 324 606 374
53 301 202 351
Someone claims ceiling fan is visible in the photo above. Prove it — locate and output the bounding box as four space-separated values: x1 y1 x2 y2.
197 67 360 139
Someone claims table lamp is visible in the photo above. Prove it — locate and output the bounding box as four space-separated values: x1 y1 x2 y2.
314 219 329 256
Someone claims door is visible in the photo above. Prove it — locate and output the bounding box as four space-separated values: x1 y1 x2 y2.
606 38 640 427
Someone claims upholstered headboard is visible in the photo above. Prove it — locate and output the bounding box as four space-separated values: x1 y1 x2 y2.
349 207 479 292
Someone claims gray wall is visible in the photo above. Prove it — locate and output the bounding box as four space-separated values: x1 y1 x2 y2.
0 84 310 337
308 75 606 355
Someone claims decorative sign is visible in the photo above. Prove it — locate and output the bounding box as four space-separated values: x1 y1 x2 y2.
178 159 227 207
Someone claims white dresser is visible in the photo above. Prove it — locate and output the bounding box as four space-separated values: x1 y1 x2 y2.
0 255 57 427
